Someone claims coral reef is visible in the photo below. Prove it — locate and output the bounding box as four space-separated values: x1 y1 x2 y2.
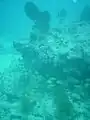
0 6 90 120
11 21 90 119
13 22 90 82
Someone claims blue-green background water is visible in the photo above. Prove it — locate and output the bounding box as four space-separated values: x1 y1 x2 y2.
0 0 90 38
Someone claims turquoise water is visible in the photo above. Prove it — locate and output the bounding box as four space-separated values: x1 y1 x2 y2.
0 0 90 37
0 0 90 120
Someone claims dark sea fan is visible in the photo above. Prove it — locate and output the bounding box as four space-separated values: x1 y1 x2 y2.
24 1 40 21
24 1 51 33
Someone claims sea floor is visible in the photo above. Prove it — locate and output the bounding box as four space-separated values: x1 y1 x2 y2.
0 35 20 72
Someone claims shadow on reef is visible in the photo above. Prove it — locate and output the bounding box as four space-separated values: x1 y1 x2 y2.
13 39 90 85
24 1 51 34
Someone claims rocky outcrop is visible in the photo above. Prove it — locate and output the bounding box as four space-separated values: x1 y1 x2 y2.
13 22 90 84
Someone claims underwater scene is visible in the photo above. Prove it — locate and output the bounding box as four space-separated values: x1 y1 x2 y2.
0 0 90 120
